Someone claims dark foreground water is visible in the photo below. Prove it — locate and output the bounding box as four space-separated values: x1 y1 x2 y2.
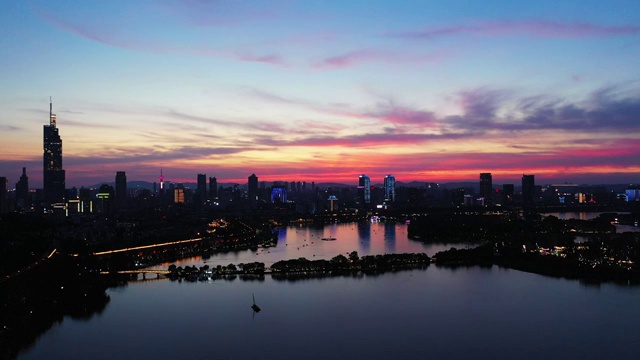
19 222 640 360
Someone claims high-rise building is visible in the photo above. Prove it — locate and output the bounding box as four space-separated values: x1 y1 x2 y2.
209 176 217 200
115 171 127 208
16 167 29 210
0 177 7 214
522 174 535 207
358 174 371 204
271 186 287 203
503 184 514 205
174 183 185 204
43 98 65 207
96 184 114 213
479 173 493 206
384 175 396 202
248 174 258 206
196 173 206 205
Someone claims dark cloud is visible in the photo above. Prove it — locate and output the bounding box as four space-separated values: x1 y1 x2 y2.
445 85 640 133
65 145 251 168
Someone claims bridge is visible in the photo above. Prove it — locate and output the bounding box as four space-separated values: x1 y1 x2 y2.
91 237 204 256
100 269 171 279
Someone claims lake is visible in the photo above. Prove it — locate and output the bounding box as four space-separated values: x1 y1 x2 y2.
18 222 640 360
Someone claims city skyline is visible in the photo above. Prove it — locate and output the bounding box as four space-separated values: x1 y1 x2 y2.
1 1 640 187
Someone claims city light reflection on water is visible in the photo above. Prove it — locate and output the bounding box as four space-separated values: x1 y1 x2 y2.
19 222 640 360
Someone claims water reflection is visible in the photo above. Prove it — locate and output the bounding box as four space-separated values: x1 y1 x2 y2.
384 222 396 253
151 222 443 271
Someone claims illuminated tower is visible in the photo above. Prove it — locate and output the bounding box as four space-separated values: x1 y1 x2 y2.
159 169 165 190
479 173 493 206
384 175 396 203
43 98 66 207
358 174 371 204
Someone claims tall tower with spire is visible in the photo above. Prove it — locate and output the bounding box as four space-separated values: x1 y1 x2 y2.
43 97 65 208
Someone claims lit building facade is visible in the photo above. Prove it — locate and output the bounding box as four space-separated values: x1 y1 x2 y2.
384 175 396 203
358 174 371 204
271 186 287 203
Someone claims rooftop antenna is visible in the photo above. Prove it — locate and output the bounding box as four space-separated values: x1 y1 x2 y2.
49 96 57 127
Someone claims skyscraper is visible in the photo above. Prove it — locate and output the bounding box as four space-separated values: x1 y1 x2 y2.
248 174 258 206
384 175 396 203
16 167 29 211
209 176 217 200
0 177 7 214
479 173 493 206
522 174 535 207
197 173 206 205
358 174 371 204
115 171 127 208
43 98 65 207
503 184 514 205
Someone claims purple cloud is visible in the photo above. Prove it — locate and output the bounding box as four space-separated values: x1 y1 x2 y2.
235 53 287 66
394 20 640 40
314 49 445 70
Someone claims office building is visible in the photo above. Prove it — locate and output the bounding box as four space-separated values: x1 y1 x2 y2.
16 167 29 210
115 171 127 208
0 177 7 214
384 175 396 203
196 173 206 205
358 174 371 204
209 176 217 200
43 98 66 207
503 184 514 205
479 173 493 205
248 174 258 204
174 183 185 204
271 186 287 203
522 174 535 207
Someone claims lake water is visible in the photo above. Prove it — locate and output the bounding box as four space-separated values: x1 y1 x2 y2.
149 221 472 270
19 222 640 360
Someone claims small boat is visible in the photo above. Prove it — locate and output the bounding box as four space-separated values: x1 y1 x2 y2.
251 293 261 313
321 237 336 241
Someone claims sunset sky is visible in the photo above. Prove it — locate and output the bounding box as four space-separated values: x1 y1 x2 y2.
1 0 639 187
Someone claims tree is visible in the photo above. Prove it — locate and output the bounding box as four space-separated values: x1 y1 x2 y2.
348 251 359 262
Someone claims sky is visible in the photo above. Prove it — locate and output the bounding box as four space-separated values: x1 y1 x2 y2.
1 0 640 187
